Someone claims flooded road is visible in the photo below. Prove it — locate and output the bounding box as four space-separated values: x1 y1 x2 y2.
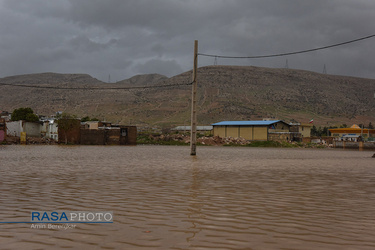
0 145 374 249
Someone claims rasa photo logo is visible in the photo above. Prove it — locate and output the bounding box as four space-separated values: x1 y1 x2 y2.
31 211 113 224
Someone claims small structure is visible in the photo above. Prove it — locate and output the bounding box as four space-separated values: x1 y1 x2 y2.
290 123 313 138
212 120 293 141
1 111 11 121
0 118 6 143
80 125 137 145
6 121 42 138
59 120 137 145
83 121 101 130
171 126 213 133
329 124 375 141
46 120 58 141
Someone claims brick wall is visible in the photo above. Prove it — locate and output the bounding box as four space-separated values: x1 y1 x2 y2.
106 129 120 145
80 129 106 145
120 126 137 145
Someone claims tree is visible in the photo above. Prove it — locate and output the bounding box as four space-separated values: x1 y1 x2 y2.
11 107 39 122
311 125 318 136
81 116 99 122
81 116 90 123
57 113 78 144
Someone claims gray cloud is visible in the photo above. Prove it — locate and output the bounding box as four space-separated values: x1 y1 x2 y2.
1 0 375 81
133 58 183 77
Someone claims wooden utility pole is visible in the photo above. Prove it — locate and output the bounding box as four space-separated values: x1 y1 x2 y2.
190 40 198 155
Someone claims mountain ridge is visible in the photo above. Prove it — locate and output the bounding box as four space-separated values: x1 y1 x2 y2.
1 66 374 127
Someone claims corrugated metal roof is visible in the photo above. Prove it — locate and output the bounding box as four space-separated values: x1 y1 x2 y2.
172 126 213 131
211 120 281 126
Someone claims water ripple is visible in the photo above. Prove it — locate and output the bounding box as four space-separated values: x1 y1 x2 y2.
0 145 374 249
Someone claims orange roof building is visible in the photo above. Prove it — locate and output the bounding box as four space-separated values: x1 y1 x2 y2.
329 124 375 140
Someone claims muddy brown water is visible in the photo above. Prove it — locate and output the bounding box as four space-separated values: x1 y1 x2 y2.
0 145 374 249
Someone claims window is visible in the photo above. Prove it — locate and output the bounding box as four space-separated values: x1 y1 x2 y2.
121 128 128 137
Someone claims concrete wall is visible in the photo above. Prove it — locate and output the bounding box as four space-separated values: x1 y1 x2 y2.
47 122 58 141
6 121 42 138
24 122 41 137
268 132 301 142
300 124 312 138
6 121 23 137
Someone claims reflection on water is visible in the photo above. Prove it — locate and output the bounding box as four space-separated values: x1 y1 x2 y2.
0 145 375 249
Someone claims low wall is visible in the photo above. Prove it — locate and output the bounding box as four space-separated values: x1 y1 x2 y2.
334 141 375 149
302 137 334 144
268 132 301 142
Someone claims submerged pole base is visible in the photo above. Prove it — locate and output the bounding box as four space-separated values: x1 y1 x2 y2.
190 144 196 156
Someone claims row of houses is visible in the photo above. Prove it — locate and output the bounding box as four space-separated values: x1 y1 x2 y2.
6 120 58 139
0 118 137 145
2 114 372 145
59 119 137 145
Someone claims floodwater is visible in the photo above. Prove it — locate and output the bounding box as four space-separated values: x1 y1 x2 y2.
0 145 374 250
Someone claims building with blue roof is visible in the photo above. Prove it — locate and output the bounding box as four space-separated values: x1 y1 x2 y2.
211 120 296 141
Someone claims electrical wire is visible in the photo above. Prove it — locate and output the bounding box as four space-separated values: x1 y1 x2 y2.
3 34 374 89
0 81 193 90
198 34 375 59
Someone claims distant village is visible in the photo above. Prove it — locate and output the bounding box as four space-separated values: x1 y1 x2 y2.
1 108 374 149
0 110 136 146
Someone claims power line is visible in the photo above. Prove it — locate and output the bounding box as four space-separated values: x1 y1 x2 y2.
0 81 193 90
198 34 375 59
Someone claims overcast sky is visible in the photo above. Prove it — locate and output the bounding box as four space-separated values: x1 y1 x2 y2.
1 0 375 82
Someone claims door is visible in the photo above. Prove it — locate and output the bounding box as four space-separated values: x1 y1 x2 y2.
0 130 4 142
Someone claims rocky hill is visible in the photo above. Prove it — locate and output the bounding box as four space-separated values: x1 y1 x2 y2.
115 73 168 86
1 66 374 128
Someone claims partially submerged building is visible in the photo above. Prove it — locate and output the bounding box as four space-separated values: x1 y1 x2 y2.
58 119 81 144
80 125 137 145
290 123 313 138
329 124 375 141
212 120 298 141
58 120 137 145
0 118 6 143
6 120 42 137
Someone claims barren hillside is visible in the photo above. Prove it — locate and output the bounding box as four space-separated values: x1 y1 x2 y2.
1 66 374 128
